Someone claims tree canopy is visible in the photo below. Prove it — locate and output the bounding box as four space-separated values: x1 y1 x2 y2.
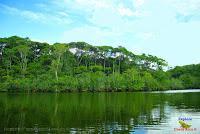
0 36 199 92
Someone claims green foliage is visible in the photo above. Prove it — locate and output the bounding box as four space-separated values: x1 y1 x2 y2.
108 72 125 91
142 72 158 91
168 64 200 89
89 65 103 72
169 78 184 90
123 68 144 91
0 36 199 92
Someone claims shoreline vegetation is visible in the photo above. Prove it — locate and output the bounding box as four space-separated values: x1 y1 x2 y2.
0 36 200 93
0 89 200 93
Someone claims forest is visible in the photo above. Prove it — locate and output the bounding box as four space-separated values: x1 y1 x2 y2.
0 36 199 92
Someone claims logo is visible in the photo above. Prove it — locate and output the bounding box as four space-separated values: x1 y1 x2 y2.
178 120 191 129
174 116 197 132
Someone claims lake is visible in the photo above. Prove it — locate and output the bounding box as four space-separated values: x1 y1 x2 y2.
0 89 200 133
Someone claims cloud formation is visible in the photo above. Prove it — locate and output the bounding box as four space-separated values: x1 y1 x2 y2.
1 0 200 66
118 4 145 17
170 0 200 22
135 0 145 8
0 3 71 25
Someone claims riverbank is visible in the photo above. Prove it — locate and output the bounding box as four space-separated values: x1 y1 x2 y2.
1 88 199 93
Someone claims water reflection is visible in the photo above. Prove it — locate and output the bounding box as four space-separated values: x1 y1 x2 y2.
0 90 200 133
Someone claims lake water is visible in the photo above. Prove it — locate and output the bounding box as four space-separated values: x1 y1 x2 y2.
0 89 200 133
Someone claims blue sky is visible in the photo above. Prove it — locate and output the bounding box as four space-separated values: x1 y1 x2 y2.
0 0 199 67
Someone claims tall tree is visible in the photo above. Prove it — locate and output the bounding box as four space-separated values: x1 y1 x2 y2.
51 44 67 81
15 45 30 77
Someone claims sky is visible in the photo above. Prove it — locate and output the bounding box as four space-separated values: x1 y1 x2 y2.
0 0 199 67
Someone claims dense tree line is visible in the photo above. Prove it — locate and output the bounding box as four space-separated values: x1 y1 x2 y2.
0 36 199 92
168 64 200 89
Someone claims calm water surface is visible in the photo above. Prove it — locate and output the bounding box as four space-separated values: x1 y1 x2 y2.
0 89 200 133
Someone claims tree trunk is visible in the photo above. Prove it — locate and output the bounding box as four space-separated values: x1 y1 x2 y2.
104 59 106 72
55 70 58 81
119 59 121 73
103 55 106 72
113 61 115 74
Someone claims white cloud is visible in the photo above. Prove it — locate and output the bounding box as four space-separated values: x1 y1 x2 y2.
118 4 146 17
0 4 44 21
118 4 135 17
168 0 200 22
0 0 199 66
0 4 71 25
57 11 69 17
62 25 121 44
172 0 200 15
134 0 145 8
54 0 111 13
75 0 110 9
138 32 156 40
21 11 45 21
